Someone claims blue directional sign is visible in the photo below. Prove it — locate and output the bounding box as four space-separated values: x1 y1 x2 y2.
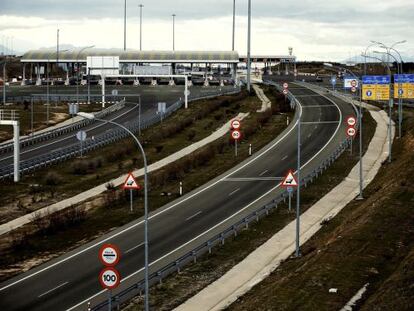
394 74 414 83
362 75 391 85
331 76 337 85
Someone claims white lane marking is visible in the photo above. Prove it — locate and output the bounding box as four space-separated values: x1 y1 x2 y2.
259 170 268 176
38 282 69 298
224 177 283 182
186 211 202 221
301 121 339 124
66 85 343 311
281 155 288 161
301 104 336 107
228 188 240 196
125 242 145 254
0 104 138 162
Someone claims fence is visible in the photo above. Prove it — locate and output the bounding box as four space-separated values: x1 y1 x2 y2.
90 82 353 311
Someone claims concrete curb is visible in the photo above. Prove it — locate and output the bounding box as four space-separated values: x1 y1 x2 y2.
0 113 249 236
174 107 394 311
252 84 271 112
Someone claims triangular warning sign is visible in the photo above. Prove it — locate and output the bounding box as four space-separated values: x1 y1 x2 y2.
281 170 298 187
122 173 141 190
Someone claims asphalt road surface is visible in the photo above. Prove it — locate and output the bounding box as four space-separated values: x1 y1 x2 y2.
0 82 356 310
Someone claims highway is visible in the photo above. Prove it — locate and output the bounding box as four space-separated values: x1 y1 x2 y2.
0 82 355 310
0 86 236 174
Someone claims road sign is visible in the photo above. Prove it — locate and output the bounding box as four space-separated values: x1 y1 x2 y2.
231 119 241 130
283 82 289 89
281 170 298 187
344 78 359 89
184 90 191 96
123 173 141 190
76 130 87 141
351 80 357 87
231 130 242 141
347 126 357 137
287 186 294 194
283 89 289 95
331 76 337 85
99 267 121 290
351 86 357 93
111 89 118 96
346 116 357 127
99 244 121 267
157 102 167 114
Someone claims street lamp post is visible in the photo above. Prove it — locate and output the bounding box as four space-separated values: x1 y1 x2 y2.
324 63 364 199
232 0 236 51
172 14 176 51
77 112 150 311
124 0 127 51
246 0 251 93
2 59 6 105
139 4 144 51
76 46 95 106
364 42 379 75
366 53 393 163
295 98 301 257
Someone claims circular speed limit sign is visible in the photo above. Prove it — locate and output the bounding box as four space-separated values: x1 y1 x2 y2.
231 130 242 141
99 244 121 267
346 116 357 127
283 89 289 95
231 119 241 130
283 82 289 89
99 267 121 290
346 126 357 137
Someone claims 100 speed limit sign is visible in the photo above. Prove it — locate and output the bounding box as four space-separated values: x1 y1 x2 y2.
99 267 121 290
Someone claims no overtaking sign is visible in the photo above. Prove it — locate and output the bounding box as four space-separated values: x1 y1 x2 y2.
99 244 121 267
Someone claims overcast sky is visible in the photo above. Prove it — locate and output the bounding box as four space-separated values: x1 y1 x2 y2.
0 0 413 61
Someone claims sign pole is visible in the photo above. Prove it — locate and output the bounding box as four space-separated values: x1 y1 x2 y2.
80 139 83 157
296 99 301 257
130 189 133 212
108 289 111 311
235 140 238 157
288 190 292 212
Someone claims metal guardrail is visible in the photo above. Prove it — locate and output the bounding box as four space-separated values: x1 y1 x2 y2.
90 82 353 311
0 100 126 154
0 88 241 180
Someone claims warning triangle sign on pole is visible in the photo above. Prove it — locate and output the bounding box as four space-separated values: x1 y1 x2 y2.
122 173 141 190
281 170 298 187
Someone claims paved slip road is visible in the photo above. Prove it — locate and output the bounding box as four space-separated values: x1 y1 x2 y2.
0 82 355 310
0 86 235 171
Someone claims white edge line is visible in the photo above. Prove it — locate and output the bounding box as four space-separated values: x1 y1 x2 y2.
125 242 145 254
66 89 343 311
38 281 69 298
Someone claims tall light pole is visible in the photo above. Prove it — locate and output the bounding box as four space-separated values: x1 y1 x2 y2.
172 14 176 51
77 112 150 311
364 42 378 75
124 0 127 50
324 63 364 199
139 4 144 51
367 53 393 163
76 46 95 106
377 43 406 139
246 0 251 93
2 59 6 105
295 98 302 257
232 0 236 51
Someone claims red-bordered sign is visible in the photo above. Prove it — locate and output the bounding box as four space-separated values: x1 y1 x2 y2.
346 126 357 137
351 86 357 93
281 170 298 187
283 82 289 89
283 89 289 95
122 173 141 190
231 130 242 141
351 80 357 87
99 267 121 290
99 244 121 267
346 116 357 127
231 119 241 130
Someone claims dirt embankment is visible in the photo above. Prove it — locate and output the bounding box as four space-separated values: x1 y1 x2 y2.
228 111 414 311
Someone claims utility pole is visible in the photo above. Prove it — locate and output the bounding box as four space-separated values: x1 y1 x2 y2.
232 0 236 51
139 4 143 51
124 0 127 50
172 14 176 51
246 0 251 93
